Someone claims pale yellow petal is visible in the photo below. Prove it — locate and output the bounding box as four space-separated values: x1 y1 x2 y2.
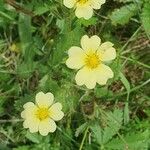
23 102 35 109
36 92 54 107
49 103 64 121
66 57 85 69
95 64 114 85
21 104 38 119
98 42 116 61
75 67 97 89
68 46 84 56
81 35 101 51
21 105 40 133
66 46 85 69
100 42 114 50
75 6 93 20
85 77 96 89
23 117 40 133
98 42 114 51
21 110 26 119
39 119 56 136
101 47 116 61
90 0 106 9
84 70 97 89
63 0 76 8
75 67 90 86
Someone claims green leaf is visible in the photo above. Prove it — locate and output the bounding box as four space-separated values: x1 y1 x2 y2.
76 17 98 27
94 87 113 98
102 109 123 144
18 13 34 61
34 5 49 15
25 132 42 144
55 82 79 113
119 72 130 124
50 26 84 66
38 75 60 95
141 2 150 38
110 3 138 25
90 121 102 145
119 72 130 94
75 122 88 137
106 130 149 150
16 62 37 79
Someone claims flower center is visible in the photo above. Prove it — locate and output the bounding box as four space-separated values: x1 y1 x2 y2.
36 107 49 121
77 0 88 5
85 52 100 69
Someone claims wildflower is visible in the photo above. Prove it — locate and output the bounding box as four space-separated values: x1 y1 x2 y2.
63 0 106 19
9 43 20 53
66 35 116 89
21 92 64 136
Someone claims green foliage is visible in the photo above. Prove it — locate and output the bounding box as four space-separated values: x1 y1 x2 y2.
0 0 150 149
141 2 150 38
55 82 79 113
119 72 130 124
102 109 123 144
51 26 84 66
110 3 138 25
90 109 123 147
18 14 33 58
90 121 102 145
106 130 149 150
0 0 17 27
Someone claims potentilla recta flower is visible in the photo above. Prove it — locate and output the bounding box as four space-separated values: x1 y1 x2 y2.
66 35 116 89
21 92 64 136
63 0 106 20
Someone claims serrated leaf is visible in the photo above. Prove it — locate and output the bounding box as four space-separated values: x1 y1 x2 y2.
94 87 113 98
55 83 79 113
106 130 149 150
110 4 138 25
16 62 37 79
90 121 102 145
75 122 88 137
102 109 123 144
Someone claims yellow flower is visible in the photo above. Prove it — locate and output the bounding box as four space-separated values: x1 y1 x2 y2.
63 0 106 19
66 35 116 89
21 92 64 136
9 43 20 53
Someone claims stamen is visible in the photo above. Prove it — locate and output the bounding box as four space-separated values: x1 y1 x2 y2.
85 52 100 69
36 107 49 120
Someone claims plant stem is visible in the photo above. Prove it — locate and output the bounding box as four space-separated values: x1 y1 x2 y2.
79 127 89 150
121 26 142 52
0 119 23 123
120 56 150 69
110 78 150 99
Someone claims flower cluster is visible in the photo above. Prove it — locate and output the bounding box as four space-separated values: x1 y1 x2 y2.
21 0 117 137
